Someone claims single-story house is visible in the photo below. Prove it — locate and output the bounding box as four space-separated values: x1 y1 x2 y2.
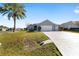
0 25 8 31
60 21 79 30
27 20 79 31
27 20 59 31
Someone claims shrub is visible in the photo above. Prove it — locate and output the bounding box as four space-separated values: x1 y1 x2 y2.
38 26 41 31
28 28 34 32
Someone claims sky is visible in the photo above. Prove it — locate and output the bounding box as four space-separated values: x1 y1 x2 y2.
0 3 79 28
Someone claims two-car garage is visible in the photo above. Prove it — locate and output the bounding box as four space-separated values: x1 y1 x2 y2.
38 20 59 31
41 25 53 31
27 20 59 31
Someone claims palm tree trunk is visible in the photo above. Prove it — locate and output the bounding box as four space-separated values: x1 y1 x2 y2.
13 17 16 32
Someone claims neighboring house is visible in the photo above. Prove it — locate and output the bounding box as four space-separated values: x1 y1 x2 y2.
27 20 59 31
7 28 24 31
7 28 13 31
0 25 8 31
60 21 79 30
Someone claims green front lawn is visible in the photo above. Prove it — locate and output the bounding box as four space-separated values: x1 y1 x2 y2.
29 43 62 56
0 31 62 56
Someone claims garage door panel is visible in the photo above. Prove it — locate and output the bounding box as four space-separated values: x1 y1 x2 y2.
41 25 52 31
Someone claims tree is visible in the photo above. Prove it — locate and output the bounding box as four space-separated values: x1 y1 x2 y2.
0 3 26 32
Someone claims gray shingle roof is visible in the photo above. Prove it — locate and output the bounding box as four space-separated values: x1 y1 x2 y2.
61 21 79 26
38 20 57 25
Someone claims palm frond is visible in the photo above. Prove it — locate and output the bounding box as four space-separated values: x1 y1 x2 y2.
8 12 13 20
0 3 26 20
2 10 9 16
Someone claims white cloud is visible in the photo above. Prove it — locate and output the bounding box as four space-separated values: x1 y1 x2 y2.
74 7 79 14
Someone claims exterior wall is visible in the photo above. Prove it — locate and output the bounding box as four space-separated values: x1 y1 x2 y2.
54 25 59 31
2 28 7 31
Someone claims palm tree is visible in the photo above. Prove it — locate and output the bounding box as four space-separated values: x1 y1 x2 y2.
0 3 26 32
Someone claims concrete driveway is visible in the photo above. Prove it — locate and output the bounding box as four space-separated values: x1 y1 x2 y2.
43 31 79 56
